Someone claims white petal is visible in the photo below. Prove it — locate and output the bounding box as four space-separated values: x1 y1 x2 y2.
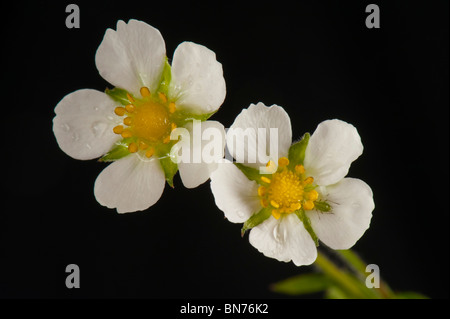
94 154 166 213
249 214 317 266
307 178 375 250
210 161 260 223
168 42 226 114
304 119 363 186
53 89 120 160
226 102 292 169
177 120 226 188
95 19 166 95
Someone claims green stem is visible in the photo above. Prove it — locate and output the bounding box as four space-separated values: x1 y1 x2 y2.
314 251 375 298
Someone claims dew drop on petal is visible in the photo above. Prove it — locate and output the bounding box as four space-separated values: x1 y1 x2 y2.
91 121 108 137
273 222 287 244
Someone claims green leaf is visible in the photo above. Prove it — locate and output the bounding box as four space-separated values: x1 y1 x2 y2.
325 285 352 299
295 209 319 246
394 291 429 299
105 87 134 106
156 57 172 95
241 207 272 237
288 133 310 169
271 272 333 296
159 154 178 188
99 138 134 162
234 163 263 183
314 200 332 213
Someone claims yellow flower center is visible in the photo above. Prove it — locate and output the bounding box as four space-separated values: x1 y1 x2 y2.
112 87 178 157
258 157 319 219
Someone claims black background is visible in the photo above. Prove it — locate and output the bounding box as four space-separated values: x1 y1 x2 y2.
1 1 448 299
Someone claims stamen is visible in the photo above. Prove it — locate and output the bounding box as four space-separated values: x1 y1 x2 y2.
168 102 176 113
145 148 154 158
257 186 266 197
139 141 148 150
123 117 132 126
290 202 302 211
303 200 315 210
270 200 280 208
295 164 305 175
278 157 289 167
171 123 177 131
126 93 135 102
163 135 171 144
272 210 281 220
260 198 269 208
128 142 138 153
125 104 135 113
303 176 314 185
140 87 151 97
121 130 132 138
306 190 319 201
266 160 274 167
158 92 167 103
114 106 126 116
113 125 124 134
261 176 271 184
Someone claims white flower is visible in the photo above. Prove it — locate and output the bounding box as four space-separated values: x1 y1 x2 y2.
53 19 226 213
210 103 374 266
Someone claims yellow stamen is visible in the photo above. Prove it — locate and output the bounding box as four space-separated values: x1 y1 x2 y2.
295 164 305 175
270 200 280 209
114 106 126 116
128 142 138 153
140 87 151 97
168 102 176 113
171 122 177 131
126 93 135 102
260 198 268 208
163 135 171 144
303 200 315 210
290 202 302 211
123 117 132 126
306 190 319 201
261 176 271 184
303 176 314 185
258 186 266 197
125 104 135 113
113 125 124 134
158 92 167 103
266 160 274 167
121 130 132 138
145 148 154 158
278 157 289 167
139 141 148 150
272 210 281 220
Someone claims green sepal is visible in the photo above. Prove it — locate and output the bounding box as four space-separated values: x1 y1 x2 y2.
271 272 333 296
156 57 172 96
314 201 332 213
288 133 310 169
241 207 272 237
159 154 178 188
99 138 134 162
105 87 134 106
172 109 218 127
234 163 264 184
295 209 319 246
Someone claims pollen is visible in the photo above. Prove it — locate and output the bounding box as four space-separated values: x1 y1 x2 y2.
261 176 271 184
128 142 138 153
158 92 167 103
169 102 176 113
113 125 124 134
278 157 289 167
114 107 126 116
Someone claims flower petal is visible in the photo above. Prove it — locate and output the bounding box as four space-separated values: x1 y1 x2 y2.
168 41 226 114
307 178 375 249
94 154 165 213
249 214 317 266
210 161 260 223
177 120 226 188
53 89 120 160
304 119 363 186
226 103 292 169
95 19 166 95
